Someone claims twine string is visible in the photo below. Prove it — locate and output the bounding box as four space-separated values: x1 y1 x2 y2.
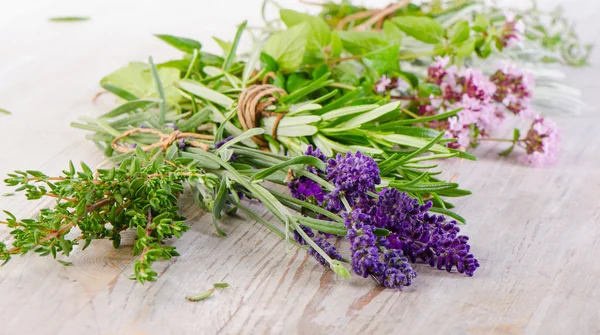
237 84 287 147
111 128 214 153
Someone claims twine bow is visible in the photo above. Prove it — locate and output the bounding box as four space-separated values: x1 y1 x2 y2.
237 84 287 147
111 128 214 153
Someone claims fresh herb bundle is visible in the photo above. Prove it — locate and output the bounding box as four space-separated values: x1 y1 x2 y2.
0 0 587 290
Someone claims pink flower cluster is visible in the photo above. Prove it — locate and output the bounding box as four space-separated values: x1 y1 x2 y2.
499 11 525 48
422 58 559 167
520 117 560 167
490 62 535 117
425 57 504 148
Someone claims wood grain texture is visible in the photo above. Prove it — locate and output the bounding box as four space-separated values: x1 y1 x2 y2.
1 1 599 334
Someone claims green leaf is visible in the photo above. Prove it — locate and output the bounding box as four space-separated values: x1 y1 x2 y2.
99 99 158 119
176 79 234 108
321 104 378 121
342 101 400 128
476 35 494 58
264 23 309 72
57 260 73 266
148 57 167 125
215 128 265 153
393 16 445 44
429 207 467 224
449 21 470 44
330 260 351 279
373 228 391 237
472 14 490 33
213 282 230 288
383 134 449 154
337 31 388 55
0 108 11 115
294 215 347 235
223 21 247 71
383 20 404 46
185 288 215 302
212 178 228 236
513 128 521 141
250 156 326 182
498 144 515 157
455 37 476 57
100 62 181 105
280 9 331 47
48 16 89 22
330 31 343 57
154 34 202 53
364 44 400 73
100 83 138 101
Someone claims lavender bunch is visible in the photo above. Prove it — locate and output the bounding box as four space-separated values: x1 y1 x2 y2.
288 146 479 290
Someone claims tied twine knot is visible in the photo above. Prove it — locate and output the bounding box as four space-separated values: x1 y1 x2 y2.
237 84 287 147
112 83 287 153
111 128 214 153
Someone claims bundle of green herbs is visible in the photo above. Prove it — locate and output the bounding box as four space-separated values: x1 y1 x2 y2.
0 0 588 290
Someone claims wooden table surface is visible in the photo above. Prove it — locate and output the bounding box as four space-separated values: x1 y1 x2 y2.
1 1 599 334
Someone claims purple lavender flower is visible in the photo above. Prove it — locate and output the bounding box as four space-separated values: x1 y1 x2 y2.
214 136 237 161
215 136 235 149
378 249 417 288
288 177 326 204
307 235 343 267
345 209 416 290
178 139 186 151
377 188 480 276
325 152 380 210
288 146 328 204
305 145 327 163
293 225 314 245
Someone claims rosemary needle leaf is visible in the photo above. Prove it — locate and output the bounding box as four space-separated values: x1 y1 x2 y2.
185 288 215 302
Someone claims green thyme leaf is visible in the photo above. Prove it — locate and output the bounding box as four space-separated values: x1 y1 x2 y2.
213 282 230 288
0 108 12 115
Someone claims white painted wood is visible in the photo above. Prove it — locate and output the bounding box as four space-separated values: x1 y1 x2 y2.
0 1 599 334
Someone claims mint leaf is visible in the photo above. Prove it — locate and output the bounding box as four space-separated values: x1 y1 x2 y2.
364 44 400 74
383 20 404 46
337 31 388 55
154 34 202 53
393 16 445 44
100 62 181 105
264 23 309 72
280 9 331 47
330 31 343 57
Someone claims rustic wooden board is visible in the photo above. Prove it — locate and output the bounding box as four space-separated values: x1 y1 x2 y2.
1 1 599 334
